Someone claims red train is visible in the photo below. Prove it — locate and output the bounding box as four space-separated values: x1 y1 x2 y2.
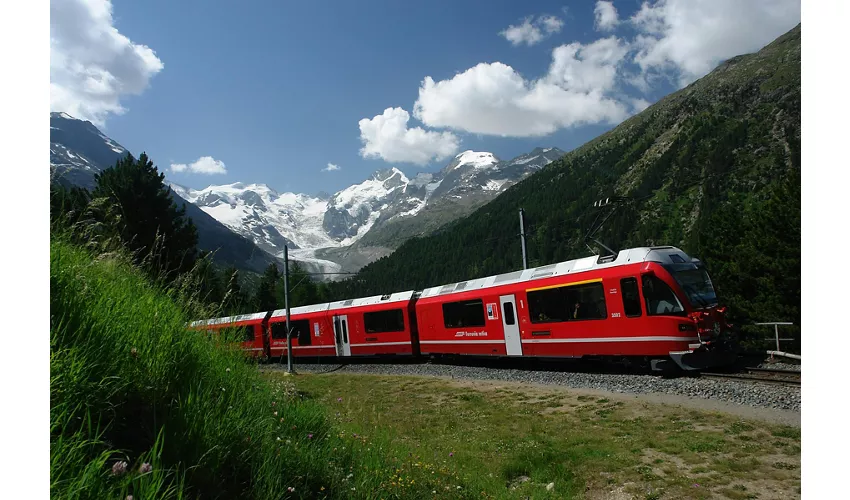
189 246 737 371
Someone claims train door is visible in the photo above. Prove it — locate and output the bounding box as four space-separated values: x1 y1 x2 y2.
499 294 523 356
333 314 351 357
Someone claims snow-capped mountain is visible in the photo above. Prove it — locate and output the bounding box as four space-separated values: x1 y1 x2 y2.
170 147 565 274
49 112 282 274
50 112 129 189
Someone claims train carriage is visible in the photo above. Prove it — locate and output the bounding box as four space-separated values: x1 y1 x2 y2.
267 303 334 358
325 291 419 357
188 311 269 358
415 247 734 370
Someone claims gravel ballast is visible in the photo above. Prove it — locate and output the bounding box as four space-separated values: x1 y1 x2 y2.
269 362 801 412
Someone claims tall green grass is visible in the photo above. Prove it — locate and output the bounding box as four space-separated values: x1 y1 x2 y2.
50 237 470 499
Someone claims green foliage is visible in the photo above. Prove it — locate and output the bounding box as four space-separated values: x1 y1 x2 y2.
91 152 199 282
50 237 473 499
256 262 282 312
328 25 801 351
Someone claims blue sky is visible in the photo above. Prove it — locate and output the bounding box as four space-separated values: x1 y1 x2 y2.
50 0 801 196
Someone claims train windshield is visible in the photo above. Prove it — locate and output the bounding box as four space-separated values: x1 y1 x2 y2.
666 265 717 309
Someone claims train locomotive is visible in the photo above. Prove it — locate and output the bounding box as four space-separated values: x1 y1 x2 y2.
189 246 738 372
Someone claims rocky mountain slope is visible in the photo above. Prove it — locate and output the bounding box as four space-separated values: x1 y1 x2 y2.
171 147 564 274
49 112 281 274
329 24 802 340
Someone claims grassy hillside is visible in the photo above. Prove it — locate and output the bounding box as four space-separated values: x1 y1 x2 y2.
49 237 466 498
329 25 801 346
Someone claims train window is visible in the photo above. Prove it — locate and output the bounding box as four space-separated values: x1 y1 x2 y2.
292 320 311 346
364 309 405 333
271 322 287 340
442 299 486 328
270 319 311 344
641 275 686 316
342 320 348 343
334 317 341 343
620 278 642 317
528 282 607 323
503 302 516 326
243 326 255 343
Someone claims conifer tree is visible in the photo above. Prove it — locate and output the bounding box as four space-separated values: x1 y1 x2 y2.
256 263 281 312
92 152 198 281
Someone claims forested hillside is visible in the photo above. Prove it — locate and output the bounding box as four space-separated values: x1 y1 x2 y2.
328 25 801 344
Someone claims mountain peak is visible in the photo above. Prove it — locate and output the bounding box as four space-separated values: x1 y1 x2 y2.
51 111 77 121
443 151 499 173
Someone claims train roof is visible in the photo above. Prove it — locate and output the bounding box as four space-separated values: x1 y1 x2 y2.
188 311 268 328
270 302 330 319
419 246 692 299
326 290 415 311
268 290 416 319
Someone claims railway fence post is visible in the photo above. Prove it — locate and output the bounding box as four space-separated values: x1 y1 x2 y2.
519 208 528 270
284 245 294 374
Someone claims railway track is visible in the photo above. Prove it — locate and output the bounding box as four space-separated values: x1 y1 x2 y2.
700 367 801 387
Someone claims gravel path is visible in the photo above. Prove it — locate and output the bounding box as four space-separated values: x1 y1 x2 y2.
270 361 800 413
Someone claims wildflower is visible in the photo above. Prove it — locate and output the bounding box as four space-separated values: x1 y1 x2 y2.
449 452 454 457
337 397 343 402
546 482 555 491
226 367 231 372
112 461 128 476
130 348 138 358
126 496 133 500
139 462 152 474
272 401 277 406
277 437 281 441
308 433 313 439
287 486 295 492
320 486 325 491
274 411 278 416
693 483 700 488
221 387 225 392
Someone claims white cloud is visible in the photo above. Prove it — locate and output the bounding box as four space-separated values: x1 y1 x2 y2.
170 156 227 175
50 0 164 127
631 98 652 113
358 107 460 165
412 37 631 137
322 163 341 172
630 0 801 86
500 14 564 46
594 1 620 31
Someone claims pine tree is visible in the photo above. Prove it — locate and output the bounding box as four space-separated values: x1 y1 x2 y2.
256 263 281 312
92 152 198 282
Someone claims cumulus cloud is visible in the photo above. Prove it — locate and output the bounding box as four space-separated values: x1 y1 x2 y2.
631 98 652 113
358 107 460 165
630 0 801 86
594 1 619 31
412 37 631 137
50 0 164 127
170 156 227 175
500 14 564 46
322 163 341 172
